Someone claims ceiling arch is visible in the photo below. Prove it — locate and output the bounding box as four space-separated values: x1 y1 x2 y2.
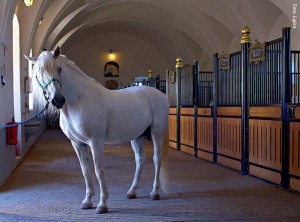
38 0 240 69
19 0 294 71
48 0 237 50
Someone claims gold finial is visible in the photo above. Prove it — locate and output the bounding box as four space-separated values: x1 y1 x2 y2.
176 56 183 68
148 69 153 78
241 25 251 43
132 77 135 81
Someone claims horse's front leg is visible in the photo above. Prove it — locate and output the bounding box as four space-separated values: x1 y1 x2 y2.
90 139 109 214
71 141 95 209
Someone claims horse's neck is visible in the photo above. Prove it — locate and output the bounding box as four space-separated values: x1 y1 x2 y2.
62 67 106 106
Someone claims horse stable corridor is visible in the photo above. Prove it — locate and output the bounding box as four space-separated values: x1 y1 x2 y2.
1 129 300 221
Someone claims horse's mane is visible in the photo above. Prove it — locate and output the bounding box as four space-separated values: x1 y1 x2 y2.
37 52 56 75
31 51 104 123
32 51 59 122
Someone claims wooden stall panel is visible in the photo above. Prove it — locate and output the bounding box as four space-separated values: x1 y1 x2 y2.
181 145 195 156
198 108 212 116
249 165 281 184
197 117 213 161
295 107 300 119
217 117 241 160
180 108 195 155
181 108 194 115
180 115 194 148
168 114 177 149
217 107 241 117
290 122 300 191
249 106 282 118
169 108 177 115
290 122 300 175
249 119 282 170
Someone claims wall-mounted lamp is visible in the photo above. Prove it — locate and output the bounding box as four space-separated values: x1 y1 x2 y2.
24 0 34 7
39 17 44 26
108 49 116 61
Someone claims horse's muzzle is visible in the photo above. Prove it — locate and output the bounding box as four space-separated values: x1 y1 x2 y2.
52 94 66 109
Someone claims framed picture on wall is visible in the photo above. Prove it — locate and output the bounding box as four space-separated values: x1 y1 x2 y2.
104 61 119 77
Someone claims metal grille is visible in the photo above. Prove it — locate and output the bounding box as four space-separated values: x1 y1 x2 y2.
249 38 282 105
291 50 300 104
180 64 194 107
159 80 166 94
198 71 213 107
217 51 242 106
167 71 177 107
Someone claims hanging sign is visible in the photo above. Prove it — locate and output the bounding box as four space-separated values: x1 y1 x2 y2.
249 39 266 64
168 71 176 84
219 52 230 70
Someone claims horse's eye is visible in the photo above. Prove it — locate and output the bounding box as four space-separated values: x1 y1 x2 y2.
58 68 62 73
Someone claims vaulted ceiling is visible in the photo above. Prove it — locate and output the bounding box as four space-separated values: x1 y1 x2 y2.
17 0 297 70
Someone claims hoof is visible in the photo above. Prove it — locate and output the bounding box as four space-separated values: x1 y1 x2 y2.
126 193 137 199
150 194 160 200
81 202 93 209
96 206 108 214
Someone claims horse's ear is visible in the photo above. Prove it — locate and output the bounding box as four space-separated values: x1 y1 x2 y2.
24 55 37 63
53 46 61 59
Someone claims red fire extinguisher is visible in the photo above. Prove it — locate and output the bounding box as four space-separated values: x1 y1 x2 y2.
6 117 19 156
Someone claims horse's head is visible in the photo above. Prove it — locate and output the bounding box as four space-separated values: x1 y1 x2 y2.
25 46 65 110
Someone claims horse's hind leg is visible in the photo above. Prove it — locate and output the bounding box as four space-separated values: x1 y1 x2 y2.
71 141 95 209
150 134 163 200
127 137 146 199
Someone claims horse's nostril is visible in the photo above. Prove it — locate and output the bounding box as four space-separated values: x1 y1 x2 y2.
52 96 65 109
52 99 57 107
61 97 66 105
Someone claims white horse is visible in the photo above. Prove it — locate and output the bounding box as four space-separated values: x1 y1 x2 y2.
26 46 169 214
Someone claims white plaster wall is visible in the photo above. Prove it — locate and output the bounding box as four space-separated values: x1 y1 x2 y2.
62 32 171 86
268 13 300 50
0 0 19 188
271 0 300 44
0 0 45 188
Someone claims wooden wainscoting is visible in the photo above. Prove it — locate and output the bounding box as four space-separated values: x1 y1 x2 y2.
248 119 282 184
197 117 213 161
290 122 300 192
169 108 177 149
217 117 242 171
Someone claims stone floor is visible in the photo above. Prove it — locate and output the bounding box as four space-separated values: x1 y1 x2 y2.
1 129 300 221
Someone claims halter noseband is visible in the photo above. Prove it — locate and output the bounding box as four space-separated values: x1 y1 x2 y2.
36 75 61 90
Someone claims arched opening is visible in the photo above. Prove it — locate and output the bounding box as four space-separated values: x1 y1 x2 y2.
13 13 21 122
12 13 22 155
28 48 33 110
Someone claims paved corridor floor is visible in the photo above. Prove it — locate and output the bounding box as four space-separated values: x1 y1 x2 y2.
1 129 300 221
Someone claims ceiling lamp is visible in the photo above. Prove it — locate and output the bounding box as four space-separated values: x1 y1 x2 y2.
108 49 116 61
24 0 33 7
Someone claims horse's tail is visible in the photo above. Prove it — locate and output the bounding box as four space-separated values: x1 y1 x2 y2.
160 128 169 193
